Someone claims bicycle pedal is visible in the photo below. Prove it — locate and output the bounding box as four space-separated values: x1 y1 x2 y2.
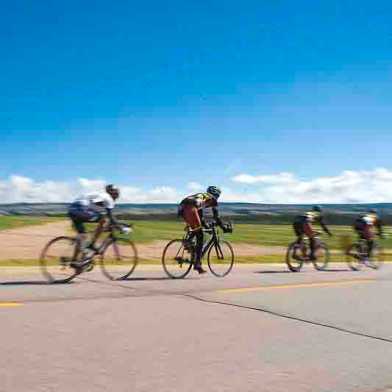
85 263 95 272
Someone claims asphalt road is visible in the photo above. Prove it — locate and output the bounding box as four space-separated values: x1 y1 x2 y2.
1 263 392 392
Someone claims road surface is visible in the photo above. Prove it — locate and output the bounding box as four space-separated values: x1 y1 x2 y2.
1 263 392 392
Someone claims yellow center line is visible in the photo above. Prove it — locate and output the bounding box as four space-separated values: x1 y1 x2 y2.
0 302 24 308
218 278 376 294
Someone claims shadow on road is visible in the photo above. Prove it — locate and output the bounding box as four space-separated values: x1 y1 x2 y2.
254 270 293 274
0 280 80 286
123 277 173 282
323 268 351 272
1 280 49 286
255 267 351 274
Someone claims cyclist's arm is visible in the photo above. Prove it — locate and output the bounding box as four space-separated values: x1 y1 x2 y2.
319 217 332 236
212 207 223 227
106 208 118 226
376 218 384 236
198 209 209 229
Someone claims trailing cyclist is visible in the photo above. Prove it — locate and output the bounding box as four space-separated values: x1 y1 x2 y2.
293 206 333 260
178 186 230 274
68 184 130 267
353 209 384 258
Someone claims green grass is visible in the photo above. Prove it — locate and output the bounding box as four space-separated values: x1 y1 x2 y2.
2 215 392 251
122 221 392 249
0 216 62 231
126 220 186 243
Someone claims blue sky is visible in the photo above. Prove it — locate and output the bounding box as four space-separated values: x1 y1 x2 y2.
1 0 392 202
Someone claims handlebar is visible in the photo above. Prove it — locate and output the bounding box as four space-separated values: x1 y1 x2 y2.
106 222 133 233
203 221 233 234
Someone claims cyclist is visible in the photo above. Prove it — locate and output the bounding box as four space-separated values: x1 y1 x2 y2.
293 206 333 260
178 186 230 274
353 209 384 258
68 184 128 266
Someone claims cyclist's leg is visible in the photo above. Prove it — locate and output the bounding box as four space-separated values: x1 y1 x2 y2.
68 209 88 261
182 206 205 272
293 223 301 243
69 205 102 259
363 225 374 256
304 223 316 259
293 222 305 258
89 216 106 249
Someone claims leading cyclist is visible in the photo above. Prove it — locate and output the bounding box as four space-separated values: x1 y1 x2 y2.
68 184 129 266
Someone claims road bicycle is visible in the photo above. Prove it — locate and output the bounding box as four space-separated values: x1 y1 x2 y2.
40 223 138 283
162 222 234 279
346 238 384 271
286 234 330 272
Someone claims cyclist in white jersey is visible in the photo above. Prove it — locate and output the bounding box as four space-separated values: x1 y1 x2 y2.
68 184 127 263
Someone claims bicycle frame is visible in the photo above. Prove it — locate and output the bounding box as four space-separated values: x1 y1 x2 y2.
184 224 224 263
294 236 323 260
79 227 121 263
201 227 222 260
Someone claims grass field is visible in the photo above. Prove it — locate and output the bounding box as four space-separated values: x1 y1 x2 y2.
123 220 392 249
0 216 62 231
0 217 391 268
1 216 391 249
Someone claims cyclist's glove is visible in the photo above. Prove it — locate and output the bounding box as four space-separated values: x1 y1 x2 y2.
222 223 233 233
121 226 132 235
202 221 211 229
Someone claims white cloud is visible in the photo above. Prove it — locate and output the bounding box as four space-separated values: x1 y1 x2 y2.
2 168 392 204
232 172 295 185
0 176 181 204
187 182 203 191
229 168 392 204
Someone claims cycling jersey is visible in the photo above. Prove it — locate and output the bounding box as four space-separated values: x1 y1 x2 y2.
73 193 115 210
69 193 116 233
180 193 221 224
180 192 218 210
354 214 383 234
293 211 331 236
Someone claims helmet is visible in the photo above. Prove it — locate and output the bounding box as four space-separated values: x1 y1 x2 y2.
312 205 322 213
206 186 222 199
368 208 377 215
105 184 120 200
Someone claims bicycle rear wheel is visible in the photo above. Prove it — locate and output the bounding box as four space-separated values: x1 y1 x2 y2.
40 236 79 283
100 239 138 280
207 240 234 277
346 243 364 271
286 242 304 272
162 239 193 279
312 242 330 271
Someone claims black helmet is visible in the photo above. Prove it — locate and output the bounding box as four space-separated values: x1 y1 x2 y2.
368 208 377 215
105 184 120 200
206 186 222 199
312 205 322 213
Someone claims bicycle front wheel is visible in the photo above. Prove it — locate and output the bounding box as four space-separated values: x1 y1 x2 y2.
366 243 384 270
162 239 193 279
100 240 138 280
40 236 79 283
286 242 304 272
207 240 234 277
312 242 330 271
